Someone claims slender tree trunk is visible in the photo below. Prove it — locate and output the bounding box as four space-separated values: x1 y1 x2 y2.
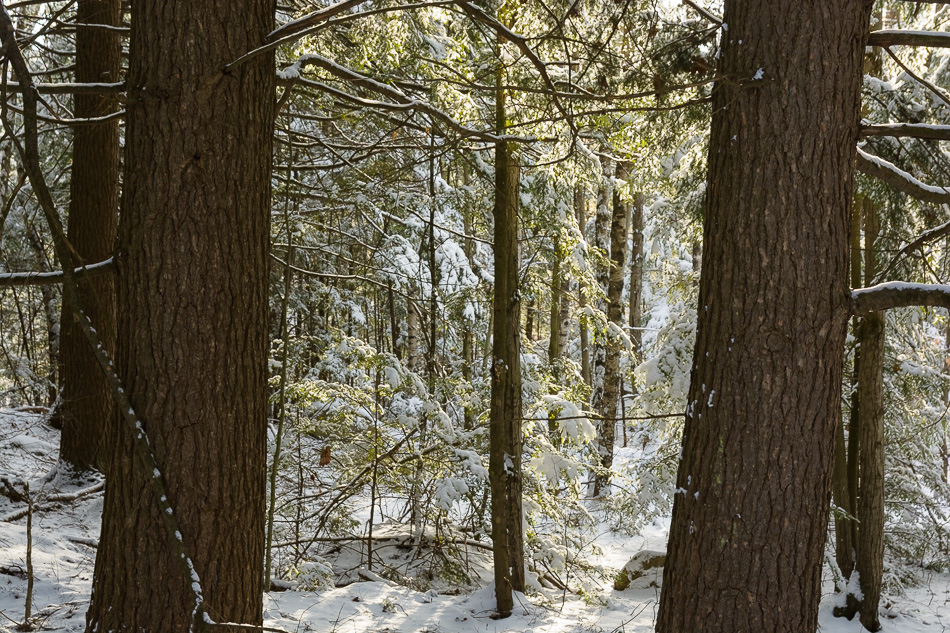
590 164 612 418
548 243 565 365
832 407 856 580
943 316 950 484
461 167 475 429
853 307 885 632
407 297 421 371
55 0 120 471
576 187 591 387
844 198 886 632
489 59 524 617
593 163 628 496
835 199 866 589
388 282 401 360
628 193 644 358
85 0 275 629
656 2 873 632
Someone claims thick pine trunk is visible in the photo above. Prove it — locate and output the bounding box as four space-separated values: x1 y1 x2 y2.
85 0 275 630
489 69 524 615
656 2 873 632
56 0 120 471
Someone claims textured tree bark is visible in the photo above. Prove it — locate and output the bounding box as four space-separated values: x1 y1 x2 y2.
593 164 628 496
848 199 886 631
656 2 873 632
461 171 475 429
489 66 524 616
589 163 612 429
576 187 591 387
548 254 564 365
853 309 885 632
85 0 275 630
628 193 644 357
56 0 120 471
407 296 422 371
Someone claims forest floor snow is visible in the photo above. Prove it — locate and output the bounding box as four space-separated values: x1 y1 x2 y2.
1 407 948 632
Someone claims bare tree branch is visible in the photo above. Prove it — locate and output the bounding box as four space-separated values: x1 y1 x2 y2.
861 122 950 140
0 258 114 287
3 80 123 94
868 29 950 49
876 218 950 283
882 46 950 109
681 0 722 26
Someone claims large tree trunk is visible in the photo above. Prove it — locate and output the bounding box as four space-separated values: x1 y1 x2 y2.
85 0 275 630
593 163 628 496
489 64 524 617
656 2 873 632
56 0 120 471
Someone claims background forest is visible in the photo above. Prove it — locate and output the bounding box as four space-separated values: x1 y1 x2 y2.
0 0 949 632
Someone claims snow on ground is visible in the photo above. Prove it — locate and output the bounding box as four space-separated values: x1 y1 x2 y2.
1 407 948 632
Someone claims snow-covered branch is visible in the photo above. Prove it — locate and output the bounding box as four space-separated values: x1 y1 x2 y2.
0 257 113 288
856 148 950 204
852 282 950 315
3 81 123 94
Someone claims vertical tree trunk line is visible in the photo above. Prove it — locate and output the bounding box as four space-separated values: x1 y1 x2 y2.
628 193 644 358
576 187 591 387
85 0 276 629
593 162 628 496
56 0 120 470
461 165 476 430
589 161 613 431
489 50 524 616
840 196 886 632
656 2 873 632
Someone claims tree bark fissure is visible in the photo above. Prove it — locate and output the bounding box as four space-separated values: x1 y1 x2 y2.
489 54 524 616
